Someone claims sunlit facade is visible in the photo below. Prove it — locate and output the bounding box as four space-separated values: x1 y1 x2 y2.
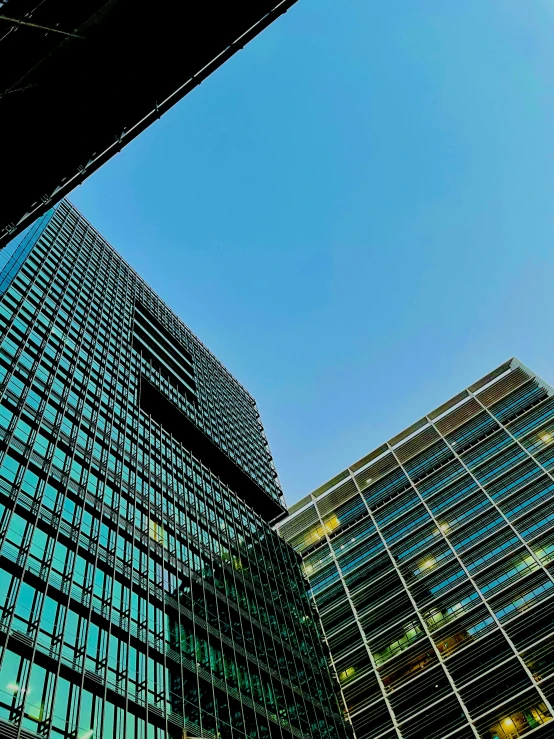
278 360 554 739
0 200 347 739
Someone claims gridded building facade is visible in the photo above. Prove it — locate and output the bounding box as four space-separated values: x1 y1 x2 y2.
278 360 554 739
0 200 347 739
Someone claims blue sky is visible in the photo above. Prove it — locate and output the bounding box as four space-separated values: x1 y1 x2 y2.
71 0 554 505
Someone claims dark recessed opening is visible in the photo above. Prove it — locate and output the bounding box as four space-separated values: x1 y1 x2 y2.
139 377 284 523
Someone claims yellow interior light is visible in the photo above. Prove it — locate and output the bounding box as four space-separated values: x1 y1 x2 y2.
339 667 355 681
541 432 553 443
324 515 340 533
7 683 19 694
304 515 340 547
304 528 323 546
503 718 514 727
149 520 165 546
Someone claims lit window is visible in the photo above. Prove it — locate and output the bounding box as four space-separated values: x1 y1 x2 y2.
339 667 355 681
149 520 165 547
303 515 340 547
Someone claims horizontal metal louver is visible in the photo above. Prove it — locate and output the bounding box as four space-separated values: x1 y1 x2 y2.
317 478 359 519
509 396 554 437
353 452 397 491
312 469 352 500
342 672 382 715
435 397 482 436
472 685 546 737
396 425 440 464
489 380 548 425
364 467 411 511
278 504 319 542
349 697 395 739
377 637 438 689
397 692 467 739
476 366 531 408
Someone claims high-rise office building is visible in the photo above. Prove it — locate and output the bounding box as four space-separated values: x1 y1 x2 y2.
0 200 346 739
278 360 554 739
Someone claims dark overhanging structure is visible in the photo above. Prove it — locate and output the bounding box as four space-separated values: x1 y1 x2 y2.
0 0 297 247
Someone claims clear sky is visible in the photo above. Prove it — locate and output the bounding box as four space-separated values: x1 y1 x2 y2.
71 0 554 506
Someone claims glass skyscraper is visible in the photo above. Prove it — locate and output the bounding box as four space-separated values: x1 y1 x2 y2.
0 200 346 739
279 360 554 739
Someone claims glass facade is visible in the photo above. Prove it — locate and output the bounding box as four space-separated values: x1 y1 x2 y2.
278 360 554 739
0 200 346 739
